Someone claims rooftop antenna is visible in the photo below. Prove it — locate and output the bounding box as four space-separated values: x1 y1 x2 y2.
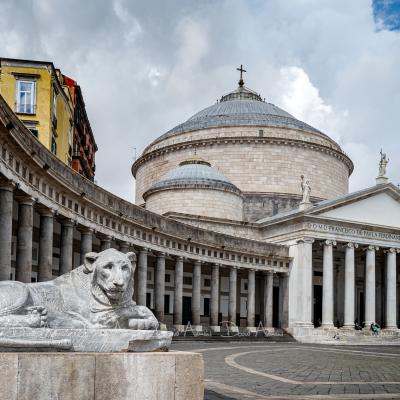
236 64 246 87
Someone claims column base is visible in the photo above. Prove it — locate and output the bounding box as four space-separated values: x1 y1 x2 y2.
193 325 203 332
246 326 257 333
173 324 185 332
384 326 399 331
319 323 335 330
340 325 355 331
210 326 220 333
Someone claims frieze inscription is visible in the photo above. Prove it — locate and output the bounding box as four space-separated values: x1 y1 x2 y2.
306 222 400 242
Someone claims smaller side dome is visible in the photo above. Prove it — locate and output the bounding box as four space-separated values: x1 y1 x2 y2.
143 158 241 199
143 158 243 221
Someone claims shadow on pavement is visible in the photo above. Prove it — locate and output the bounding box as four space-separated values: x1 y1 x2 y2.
205 389 237 400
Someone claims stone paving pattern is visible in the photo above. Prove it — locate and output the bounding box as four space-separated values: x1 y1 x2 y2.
171 342 400 399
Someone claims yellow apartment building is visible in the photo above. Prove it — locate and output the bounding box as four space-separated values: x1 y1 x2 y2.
0 58 74 166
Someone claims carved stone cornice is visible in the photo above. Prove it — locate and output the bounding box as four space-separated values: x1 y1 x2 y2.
296 237 315 245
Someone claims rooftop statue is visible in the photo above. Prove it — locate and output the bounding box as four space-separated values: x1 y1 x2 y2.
300 175 311 204
379 149 389 177
0 249 171 352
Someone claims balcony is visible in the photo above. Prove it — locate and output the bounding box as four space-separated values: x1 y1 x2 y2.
15 103 36 115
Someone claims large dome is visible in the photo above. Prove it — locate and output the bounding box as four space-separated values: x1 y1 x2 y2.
133 74 353 220
148 85 323 149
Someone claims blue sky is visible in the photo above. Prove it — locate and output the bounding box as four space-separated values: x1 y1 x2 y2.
373 0 400 30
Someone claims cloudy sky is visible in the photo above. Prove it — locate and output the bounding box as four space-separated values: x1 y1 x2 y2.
1 0 399 201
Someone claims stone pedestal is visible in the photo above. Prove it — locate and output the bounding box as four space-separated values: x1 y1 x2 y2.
0 351 204 400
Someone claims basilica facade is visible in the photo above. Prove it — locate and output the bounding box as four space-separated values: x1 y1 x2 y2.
0 73 399 341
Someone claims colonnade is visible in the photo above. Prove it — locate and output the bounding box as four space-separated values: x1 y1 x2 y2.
0 182 287 330
317 240 399 330
134 250 287 330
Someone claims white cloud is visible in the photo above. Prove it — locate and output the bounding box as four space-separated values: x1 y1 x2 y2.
278 66 347 143
0 0 399 198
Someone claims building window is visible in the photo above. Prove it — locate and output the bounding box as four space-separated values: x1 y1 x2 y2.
51 134 57 155
204 278 211 287
183 276 192 285
259 129 264 137
52 89 57 123
15 79 36 114
165 274 171 283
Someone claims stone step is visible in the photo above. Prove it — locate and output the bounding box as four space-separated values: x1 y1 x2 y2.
172 333 296 342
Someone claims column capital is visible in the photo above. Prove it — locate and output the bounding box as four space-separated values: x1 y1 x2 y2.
248 268 256 273
16 195 35 206
36 206 55 217
59 217 74 227
157 251 166 258
98 234 112 241
384 247 400 254
296 237 314 245
230 265 239 270
175 255 183 261
139 247 149 254
264 270 274 276
118 241 131 248
212 263 221 268
0 179 16 192
78 226 94 234
321 239 337 247
343 242 359 249
364 245 380 252
193 259 202 266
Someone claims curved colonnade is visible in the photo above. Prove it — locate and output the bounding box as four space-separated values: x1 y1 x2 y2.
0 96 289 329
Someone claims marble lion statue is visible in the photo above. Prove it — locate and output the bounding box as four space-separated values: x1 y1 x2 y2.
0 248 158 330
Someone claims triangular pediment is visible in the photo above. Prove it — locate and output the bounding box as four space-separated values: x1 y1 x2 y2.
314 190 400 228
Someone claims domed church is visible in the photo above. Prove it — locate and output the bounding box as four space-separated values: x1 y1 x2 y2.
132 67 400 340
133 68 353 225
0 64 398 343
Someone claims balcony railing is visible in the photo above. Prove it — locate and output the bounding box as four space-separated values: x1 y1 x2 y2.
15 103 36 115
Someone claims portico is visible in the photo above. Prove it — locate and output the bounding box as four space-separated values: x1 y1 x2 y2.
259 184 400 340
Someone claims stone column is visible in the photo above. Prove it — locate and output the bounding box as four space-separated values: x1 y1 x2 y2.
173 256 183 328
80 228 93 264
210 263 220 329
264 271 274 328
343 242 358 328
364 245 378 327
100 235 112 251
0 181 14 281
137 248 148 306
59 219 74 276
119 242 130 253
228 266 237 324
280 272 289 329
321 240 336 328
155 252 165 322
385 248 398 329
38 209 54 282
247 269 256 328
15 197 34 283
192 260 201 328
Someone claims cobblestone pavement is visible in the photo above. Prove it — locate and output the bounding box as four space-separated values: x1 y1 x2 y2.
171 342 400 399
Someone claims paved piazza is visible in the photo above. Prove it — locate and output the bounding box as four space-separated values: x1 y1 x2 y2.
172 342 400 399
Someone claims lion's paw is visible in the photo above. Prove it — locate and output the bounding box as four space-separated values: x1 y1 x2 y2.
25 306 48 328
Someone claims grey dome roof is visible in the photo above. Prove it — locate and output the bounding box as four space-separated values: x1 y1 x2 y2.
149 85 322 147
143 159 241 198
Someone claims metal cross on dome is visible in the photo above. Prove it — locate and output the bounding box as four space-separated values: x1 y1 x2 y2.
236 64 246 87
